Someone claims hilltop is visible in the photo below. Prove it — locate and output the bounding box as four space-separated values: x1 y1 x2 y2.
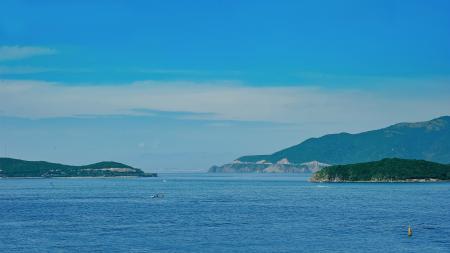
237 116 450 165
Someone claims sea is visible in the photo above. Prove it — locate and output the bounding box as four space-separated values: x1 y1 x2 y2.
1 173 449 253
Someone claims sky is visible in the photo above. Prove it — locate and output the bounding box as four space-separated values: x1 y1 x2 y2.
1 0 450 172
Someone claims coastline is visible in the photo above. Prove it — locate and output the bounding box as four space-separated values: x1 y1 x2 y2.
310 178 450 183
0 175 157 179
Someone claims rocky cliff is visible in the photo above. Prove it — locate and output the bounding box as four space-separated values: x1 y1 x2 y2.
209 159 329 173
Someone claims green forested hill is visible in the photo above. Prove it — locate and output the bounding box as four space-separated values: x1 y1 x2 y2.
311 158 450 182
237 116 450 165
0 158 156 177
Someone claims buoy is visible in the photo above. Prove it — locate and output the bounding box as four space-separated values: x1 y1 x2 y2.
408 225 413 237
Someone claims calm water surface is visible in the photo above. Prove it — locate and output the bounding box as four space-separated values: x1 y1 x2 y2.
1 173 449 252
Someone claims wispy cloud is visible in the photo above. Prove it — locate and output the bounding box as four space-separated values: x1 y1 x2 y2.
0 66 92 74
0 66 53 74
132 68 241 76
133 69 206 75
0 46 57 61
131 108 217 119
0 79 449 133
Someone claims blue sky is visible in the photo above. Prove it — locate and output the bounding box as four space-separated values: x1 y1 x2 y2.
1 0 450 171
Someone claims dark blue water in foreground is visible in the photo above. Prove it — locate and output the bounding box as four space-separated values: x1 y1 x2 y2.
1 173 449 253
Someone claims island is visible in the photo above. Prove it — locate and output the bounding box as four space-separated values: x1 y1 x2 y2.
0 158 157 178
310 158 450 182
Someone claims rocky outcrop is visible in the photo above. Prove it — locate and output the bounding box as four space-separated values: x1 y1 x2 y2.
209 158 330 173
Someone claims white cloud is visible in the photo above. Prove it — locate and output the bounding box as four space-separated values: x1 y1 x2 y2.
0 79 449 133
0 46 57 61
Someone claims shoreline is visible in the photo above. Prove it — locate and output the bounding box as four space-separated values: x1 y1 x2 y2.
0 176 156 179
310 178 450 183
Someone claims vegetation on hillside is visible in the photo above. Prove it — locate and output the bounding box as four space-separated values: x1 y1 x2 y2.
0 158 157 177
238 116 450 165
311 158 450 182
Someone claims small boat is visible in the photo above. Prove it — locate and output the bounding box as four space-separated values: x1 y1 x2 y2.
408 225 413 237
151 193 164 198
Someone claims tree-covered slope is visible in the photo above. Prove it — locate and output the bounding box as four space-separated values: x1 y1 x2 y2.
0 158 157 177
311 158 450 182
237 116 450 165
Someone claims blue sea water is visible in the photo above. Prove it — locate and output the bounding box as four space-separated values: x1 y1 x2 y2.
1 173 449 253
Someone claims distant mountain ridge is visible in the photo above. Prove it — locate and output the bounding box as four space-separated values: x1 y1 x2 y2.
0 158 157 177
238 116 450 165
210 116 450 173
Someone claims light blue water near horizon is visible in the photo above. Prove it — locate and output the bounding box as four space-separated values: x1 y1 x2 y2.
1 173 449 253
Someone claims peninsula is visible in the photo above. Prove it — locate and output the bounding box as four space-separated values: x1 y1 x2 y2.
310 158 450 182
0 158 157 178
209 160 329 173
